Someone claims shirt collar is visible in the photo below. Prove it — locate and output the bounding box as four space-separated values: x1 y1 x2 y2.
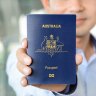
90 34 96 52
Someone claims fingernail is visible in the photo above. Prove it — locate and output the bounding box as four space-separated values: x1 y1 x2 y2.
76 55 82 64
76 57 79 63
76 57 79 62
23 67 31 75
21 78 27 86
24 57 31 65
21 41 25 48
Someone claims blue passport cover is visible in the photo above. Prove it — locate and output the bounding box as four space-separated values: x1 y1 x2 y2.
27 14 76 84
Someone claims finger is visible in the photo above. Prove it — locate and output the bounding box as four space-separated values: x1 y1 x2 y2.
21 77 28 87
21 38 28 48
17 62 32 76
16 48 32 65
76 54 83 65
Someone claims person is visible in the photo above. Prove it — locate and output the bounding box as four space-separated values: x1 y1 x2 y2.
6 0 96 96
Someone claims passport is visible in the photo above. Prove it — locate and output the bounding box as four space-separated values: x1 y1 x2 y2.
27 14 76 84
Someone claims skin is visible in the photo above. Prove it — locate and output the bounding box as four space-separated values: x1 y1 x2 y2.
16 0 96 92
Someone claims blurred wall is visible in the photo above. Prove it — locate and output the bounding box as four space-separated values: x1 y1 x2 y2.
0 0 42 96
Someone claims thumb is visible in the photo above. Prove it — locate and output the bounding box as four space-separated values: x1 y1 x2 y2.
76 54 83 65
21 38 28 48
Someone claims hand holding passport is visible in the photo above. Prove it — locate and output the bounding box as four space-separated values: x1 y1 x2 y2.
16 14 82 92
27 14 76 84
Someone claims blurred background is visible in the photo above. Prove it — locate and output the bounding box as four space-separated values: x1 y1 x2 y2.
0 0 43 96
